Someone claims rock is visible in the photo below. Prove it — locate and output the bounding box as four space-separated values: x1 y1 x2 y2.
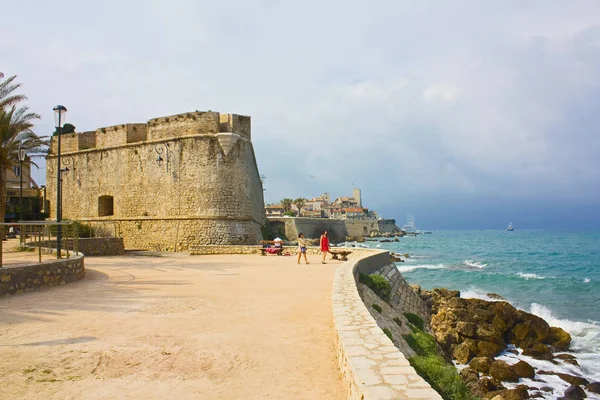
539 387 553 392
489 360 519 382
513 360 535 379
561 385 586 400
556 373 589 387
456 321 477 338
460 367 479 385
469 356 494 374
453 340 478 364
485 388 529 400
586 382 600 394
478 377 505 394
508 315 551 346
477 324 504 342
487 293 505 300
409 284 421 294
522 342 554 360
549 327 572 350
529 393 545 398
538 371 589 386
477 340 506 358
555 353 579 366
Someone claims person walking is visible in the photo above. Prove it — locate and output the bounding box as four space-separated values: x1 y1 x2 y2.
297 233 310 264
320 230 330 264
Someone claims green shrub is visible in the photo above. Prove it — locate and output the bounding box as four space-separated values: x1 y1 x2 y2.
407 322 420 333
393 317 403 327
404 312 424 330
359 273 391 301
372 303 382 313
402 331 437 357
403 330 480 400
383 328 393 341
409 355 479 400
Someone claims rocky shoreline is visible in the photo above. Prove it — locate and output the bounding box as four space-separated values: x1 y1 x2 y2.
412 286 599 400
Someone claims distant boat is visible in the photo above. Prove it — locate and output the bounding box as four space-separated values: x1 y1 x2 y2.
507 222 514 231
403 214 416 232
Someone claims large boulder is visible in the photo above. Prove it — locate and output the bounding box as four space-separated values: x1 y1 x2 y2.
555 353 579 366
513 360 535 379
549 326 572 350
538 371 589 386
460 367 479 385
489 360 519 383
508 315 551 346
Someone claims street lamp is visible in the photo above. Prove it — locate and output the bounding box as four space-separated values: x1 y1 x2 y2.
18 146 26 245
53 105 67 258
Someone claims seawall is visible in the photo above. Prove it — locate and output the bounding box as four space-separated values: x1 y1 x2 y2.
268 217 398 243
332 249 442 399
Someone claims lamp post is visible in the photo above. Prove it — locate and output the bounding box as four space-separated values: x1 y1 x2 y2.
18 146 26 245
53 105 67 258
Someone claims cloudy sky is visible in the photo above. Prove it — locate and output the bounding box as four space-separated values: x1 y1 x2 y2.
3 0 600 229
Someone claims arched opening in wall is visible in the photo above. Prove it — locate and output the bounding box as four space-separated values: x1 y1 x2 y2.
363 226 368 235
98 196 114 217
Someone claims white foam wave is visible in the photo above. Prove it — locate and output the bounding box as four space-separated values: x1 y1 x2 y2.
515 272 546 280
463 260 488 268
460 287 503 302
395 264 445 273
584 277 591 283
529 303 600 381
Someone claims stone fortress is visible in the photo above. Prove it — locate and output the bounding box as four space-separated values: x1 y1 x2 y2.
45 111 265 251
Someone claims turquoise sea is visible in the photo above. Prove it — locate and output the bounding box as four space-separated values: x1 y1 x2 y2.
344 229 600 396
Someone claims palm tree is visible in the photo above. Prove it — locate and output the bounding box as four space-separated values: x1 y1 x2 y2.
0 75 45 227
0 75 26 110
293 198 307 217
281 198 293 213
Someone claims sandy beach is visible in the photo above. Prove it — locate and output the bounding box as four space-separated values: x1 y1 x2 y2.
0 253 346 400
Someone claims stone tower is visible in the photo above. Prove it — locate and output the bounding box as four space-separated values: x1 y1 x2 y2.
352 187 362 208
45 111 265 251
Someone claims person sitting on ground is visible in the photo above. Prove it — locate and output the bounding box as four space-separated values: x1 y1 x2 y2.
297 233 310 265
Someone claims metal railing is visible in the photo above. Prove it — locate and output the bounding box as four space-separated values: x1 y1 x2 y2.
0 221 78 268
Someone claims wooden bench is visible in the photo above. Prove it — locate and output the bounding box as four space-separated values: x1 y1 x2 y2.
260 240 284 256
329 250 352 261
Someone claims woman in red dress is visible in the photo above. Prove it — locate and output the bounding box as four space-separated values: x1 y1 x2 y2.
320 230 330 264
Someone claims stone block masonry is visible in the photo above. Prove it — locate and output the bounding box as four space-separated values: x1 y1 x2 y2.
0 254 85 296
46 111 264 251
332 250 442 399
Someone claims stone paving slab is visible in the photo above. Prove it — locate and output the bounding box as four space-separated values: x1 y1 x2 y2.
332 250 443 400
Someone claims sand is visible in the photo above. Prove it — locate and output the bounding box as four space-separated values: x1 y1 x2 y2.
0 253 346 400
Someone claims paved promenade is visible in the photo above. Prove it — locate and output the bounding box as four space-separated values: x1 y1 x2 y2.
0 253 346 400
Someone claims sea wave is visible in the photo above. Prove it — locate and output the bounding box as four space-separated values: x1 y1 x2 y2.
515 272 547 280
463 260 488 268
529 303 600 381
585 277 591 283
460 287 504 302
395 264 445 273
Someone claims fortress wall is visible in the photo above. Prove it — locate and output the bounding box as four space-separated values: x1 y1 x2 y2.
147 112 219 141
96 125 128 148
51 133 79 154
344 220 380 237
46 111 265 248
219 113 251 139
78 131 96 150
126 123 148 143
378 219 397 234
269 217 396 242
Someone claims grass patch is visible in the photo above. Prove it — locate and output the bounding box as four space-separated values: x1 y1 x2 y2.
393 317 403 327
372 303 382 313
359 273 391 301
403 330 480 400
403 312 424 330
383 328 393 341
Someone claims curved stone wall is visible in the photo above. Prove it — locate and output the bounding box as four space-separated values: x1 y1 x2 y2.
0 253 85 296
332 250 442 400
